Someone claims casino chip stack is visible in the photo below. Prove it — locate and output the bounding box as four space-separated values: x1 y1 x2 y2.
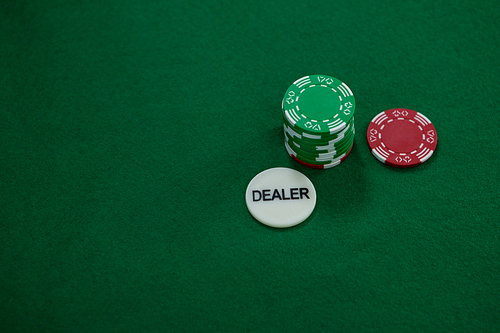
282 75 355 169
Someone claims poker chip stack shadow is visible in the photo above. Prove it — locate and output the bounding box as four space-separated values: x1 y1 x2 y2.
282 75 355 169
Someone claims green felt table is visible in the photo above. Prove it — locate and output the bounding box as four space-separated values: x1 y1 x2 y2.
1 1 500 332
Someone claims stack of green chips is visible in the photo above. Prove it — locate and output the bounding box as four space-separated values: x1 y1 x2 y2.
281 75 356 169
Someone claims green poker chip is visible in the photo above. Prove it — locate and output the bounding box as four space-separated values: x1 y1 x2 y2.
281 75 356 168
284 140 353 166
285 134 354 162
284 124 355 154
282 115 355 143
282 74 355 136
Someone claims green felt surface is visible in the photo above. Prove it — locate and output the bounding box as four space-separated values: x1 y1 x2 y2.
1 0 500 332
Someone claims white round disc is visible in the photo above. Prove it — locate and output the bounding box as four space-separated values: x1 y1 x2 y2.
245 167 316 228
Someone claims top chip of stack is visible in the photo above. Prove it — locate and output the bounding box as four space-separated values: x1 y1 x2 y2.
282 75 356 169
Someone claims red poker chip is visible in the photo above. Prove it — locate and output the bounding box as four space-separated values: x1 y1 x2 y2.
367 109 437 168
